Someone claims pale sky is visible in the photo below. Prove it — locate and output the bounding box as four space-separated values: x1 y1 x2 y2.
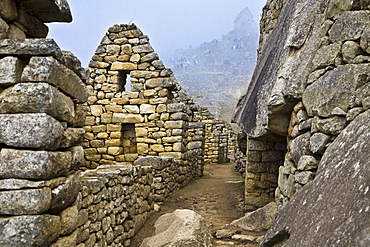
47 0 266 67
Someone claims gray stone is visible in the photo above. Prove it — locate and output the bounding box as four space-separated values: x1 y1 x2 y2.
0 148 71 180
0 56 22 86
0 113 64 149
310 132 331 154
187 141 203 150
297 155 318 171
0 215 60 246
49 174 80 214
18 0 72 22
342 41 361 64
7 24 26 39
136 156 164 170
0 39 63 60
141 52 159 63
167 103 186 113
231 202 277 232
0 17 9 39
290 132 311 164
0 83 75 124
70 146 85 170
303 64 370 118
22 56 87 102
360 23 370 53
60 128 85 148
59 205 79 236
140 209 212 247
0 187 51 215
16 6 49 38
261 110 370 247
313 116 347 135
61 50 87 82
311 42 341 69
329 10 370 42
146 78 175 88
132 44 154 53
294 171 315 185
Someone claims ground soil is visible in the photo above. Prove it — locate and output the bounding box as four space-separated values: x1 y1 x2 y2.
131 163 257 247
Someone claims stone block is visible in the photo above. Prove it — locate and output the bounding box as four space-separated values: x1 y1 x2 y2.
329 10 370 42
49 174 80 214
0 148 72 180
0 39 63 59
313 116 347 135
0 0 17 21
90 105 103 116
59 205 79 236
360 23 370 54
60 128 85 148
310 132 331 154
137 143 149 154
111 62 137 70
141 52 159 63
132 44 154 53
130 70 159 78
22 56 87 102
0 83 76 124
20 0 72 23
0 56 22 86
0 187 51 215
164 121 184 129
159 152 182 159
146 78 175 88
167 103 186 113
294 171 315 185
140 104 156 114
0 215 60 246
187 141 203 150
162 136 182 143
124 105 140 113
312 42 341 69
0 113 64 149
112 113 144 123
16 5 49 38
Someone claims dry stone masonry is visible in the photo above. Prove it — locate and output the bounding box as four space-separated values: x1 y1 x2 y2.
0 1 238 246
234 0 370 245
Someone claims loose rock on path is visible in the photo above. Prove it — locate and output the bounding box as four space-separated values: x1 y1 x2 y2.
131 163 261 246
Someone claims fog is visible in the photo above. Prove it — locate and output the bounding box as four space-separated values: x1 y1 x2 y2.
47 0 266 67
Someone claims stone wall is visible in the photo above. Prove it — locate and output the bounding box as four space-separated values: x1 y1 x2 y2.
234 0 370 244
0 2 88 245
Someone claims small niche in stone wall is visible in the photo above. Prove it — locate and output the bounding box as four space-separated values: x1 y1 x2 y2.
122 124 137 154
117 71 131 92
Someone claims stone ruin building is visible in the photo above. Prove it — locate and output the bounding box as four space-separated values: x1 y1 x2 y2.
0 0 236 246
0 0 369 246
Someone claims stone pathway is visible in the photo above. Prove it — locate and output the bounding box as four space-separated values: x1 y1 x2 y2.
131 163 264 246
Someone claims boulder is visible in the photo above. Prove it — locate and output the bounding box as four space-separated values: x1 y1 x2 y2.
261 110 370 246
140 209 213 247
231 202 277 232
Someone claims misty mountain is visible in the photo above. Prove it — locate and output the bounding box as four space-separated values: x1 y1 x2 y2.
170 7 259 122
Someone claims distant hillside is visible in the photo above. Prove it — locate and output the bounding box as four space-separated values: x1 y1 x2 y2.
170 7 259 123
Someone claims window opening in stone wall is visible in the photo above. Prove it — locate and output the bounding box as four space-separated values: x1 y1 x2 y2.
117 71 131 91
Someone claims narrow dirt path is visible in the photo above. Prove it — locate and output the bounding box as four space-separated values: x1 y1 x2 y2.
131 163 249 246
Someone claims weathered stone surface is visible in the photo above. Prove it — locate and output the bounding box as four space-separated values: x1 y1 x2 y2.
146 78 175 88
111 61 137 70
0 148 71 179
313 116 347 135
0 215 60 246
0 17 9 39
0 83 75 124
311 42 341 69
0 187 51 215
328 10 370 42
60 128 85 148
231 202 277 232
361 23 370 53
49 174 80 214
310 132 330 154
0 0 18 21
261 110 370 247
17 5 49 38
59 205 79 236
132 44 154 53
0 39 63 59
303 64 370 117
342 41 361 63
297 155 318 171
22 56 87 102
187 141 203 150
0 56 22 86
140 209 213 247
19 0 72 22
0 113 64 149
289 132 311 164
112 113 144 123
294 171 315 185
